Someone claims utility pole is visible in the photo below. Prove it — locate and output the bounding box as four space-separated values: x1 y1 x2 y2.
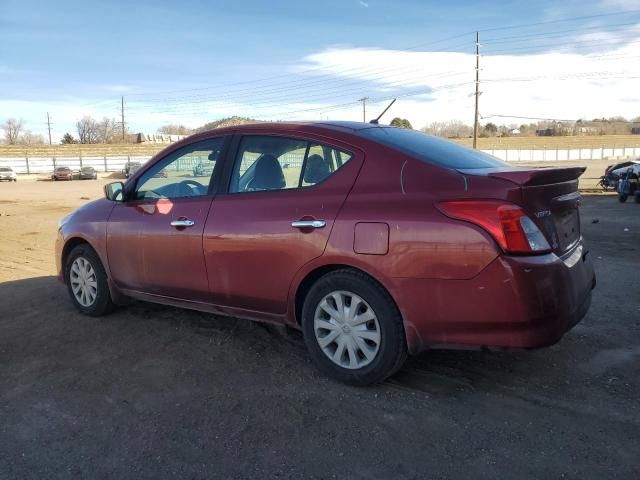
473 31 480 150
121 96 126 142
358 97 369 122
46 112 52 145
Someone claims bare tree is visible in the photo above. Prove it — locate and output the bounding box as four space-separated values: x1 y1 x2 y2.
76 116 100 144
98 117 119 143
2 118 24 144
422 120 473 138
18 130 46 144
157 124 192 135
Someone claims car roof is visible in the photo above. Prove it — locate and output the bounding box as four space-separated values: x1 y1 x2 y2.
198 120 384 136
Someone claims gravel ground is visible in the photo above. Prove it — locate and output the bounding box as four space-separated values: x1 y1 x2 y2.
0 179 639 479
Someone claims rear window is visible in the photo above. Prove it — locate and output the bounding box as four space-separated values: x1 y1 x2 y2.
0 167 11 172
358 127 509 169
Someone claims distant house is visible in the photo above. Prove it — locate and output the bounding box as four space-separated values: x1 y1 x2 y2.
510 128 521 135
632 127 640 135
576 126 599 135
130 133 187 144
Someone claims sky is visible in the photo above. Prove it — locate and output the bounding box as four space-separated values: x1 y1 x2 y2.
1 0 640 142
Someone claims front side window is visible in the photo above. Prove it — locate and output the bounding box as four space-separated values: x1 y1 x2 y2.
135 137 226 200
229 136 353 193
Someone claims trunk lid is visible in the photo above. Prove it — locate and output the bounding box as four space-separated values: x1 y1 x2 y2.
458 166 585 255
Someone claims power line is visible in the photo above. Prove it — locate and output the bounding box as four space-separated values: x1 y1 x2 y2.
478 9 640 34
83 9 640 107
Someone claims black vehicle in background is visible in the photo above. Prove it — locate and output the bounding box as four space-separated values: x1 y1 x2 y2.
79 166 98 180
598 160 640 191
123 162 142 178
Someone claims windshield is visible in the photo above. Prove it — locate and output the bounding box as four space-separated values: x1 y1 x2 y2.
358 127 509 169
0 168 11 172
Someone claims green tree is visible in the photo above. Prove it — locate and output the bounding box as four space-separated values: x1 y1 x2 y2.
61 133 77 144
484 122 498 135
390 117 413 129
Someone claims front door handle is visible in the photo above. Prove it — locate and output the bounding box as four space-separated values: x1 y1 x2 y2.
170 219 195 228
291 219 326 229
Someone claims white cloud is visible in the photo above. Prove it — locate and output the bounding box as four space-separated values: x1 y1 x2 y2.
358 0 369 7
4 24 640 137
294 33 640 128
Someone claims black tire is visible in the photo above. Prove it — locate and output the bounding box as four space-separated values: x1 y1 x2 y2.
64 244 114 316
301 269 407 386
619 194 628 203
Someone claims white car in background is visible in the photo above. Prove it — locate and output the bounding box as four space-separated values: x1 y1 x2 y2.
0 167 17 182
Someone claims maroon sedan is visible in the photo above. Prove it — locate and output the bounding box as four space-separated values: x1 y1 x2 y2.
52 166 74 181
55 122 595 385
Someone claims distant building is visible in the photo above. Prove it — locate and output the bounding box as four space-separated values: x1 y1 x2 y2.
130 133 187 144
510 128 521 135
632 127 640 135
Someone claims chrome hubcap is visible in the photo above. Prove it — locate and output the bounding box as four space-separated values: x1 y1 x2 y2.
314 290 381 370
70 257 98 307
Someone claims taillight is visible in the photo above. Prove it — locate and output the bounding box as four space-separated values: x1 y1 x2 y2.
437 200 551 254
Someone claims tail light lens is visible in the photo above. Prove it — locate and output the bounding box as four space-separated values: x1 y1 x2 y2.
437 200 551 254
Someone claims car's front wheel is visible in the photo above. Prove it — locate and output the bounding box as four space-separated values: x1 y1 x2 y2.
64 244 114 316
301 269 407 386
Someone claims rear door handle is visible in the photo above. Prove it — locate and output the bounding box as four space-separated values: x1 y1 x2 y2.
291 220 326 229
170 219 195 228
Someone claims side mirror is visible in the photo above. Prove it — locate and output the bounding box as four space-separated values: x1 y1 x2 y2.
104 182 125 202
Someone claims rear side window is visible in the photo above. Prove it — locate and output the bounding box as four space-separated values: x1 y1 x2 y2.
358 127 508 169
229 136 353 193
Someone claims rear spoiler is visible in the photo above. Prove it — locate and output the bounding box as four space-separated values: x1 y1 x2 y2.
457 167 586 187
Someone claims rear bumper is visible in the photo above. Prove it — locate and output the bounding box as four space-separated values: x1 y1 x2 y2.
392 240 596 354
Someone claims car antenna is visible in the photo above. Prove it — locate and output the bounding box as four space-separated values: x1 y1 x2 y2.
369 98 396 124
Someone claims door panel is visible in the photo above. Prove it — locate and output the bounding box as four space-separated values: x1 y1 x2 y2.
108 197 213 301
106 136 227 301
204 137 363 315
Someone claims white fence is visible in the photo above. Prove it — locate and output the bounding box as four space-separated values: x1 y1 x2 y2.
0 155 153 174
484 146 640 162
1 146 639 174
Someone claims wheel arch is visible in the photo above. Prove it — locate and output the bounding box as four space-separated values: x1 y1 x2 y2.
292 262 402 328
61 236 94 281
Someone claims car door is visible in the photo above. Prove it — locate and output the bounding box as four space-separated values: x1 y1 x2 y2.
107 136 228 302
203 134 363 315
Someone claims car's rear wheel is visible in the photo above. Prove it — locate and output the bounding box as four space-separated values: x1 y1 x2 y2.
65 244 114 316
301 269 407 386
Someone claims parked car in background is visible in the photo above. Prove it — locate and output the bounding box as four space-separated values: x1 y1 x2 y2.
123 162 142 178
79 166 98 180
193 162 215 177
56 122 596 385
0 166 17 182
52 167 73 181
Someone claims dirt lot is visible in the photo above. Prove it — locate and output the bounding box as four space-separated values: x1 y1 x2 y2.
0 177 639 479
